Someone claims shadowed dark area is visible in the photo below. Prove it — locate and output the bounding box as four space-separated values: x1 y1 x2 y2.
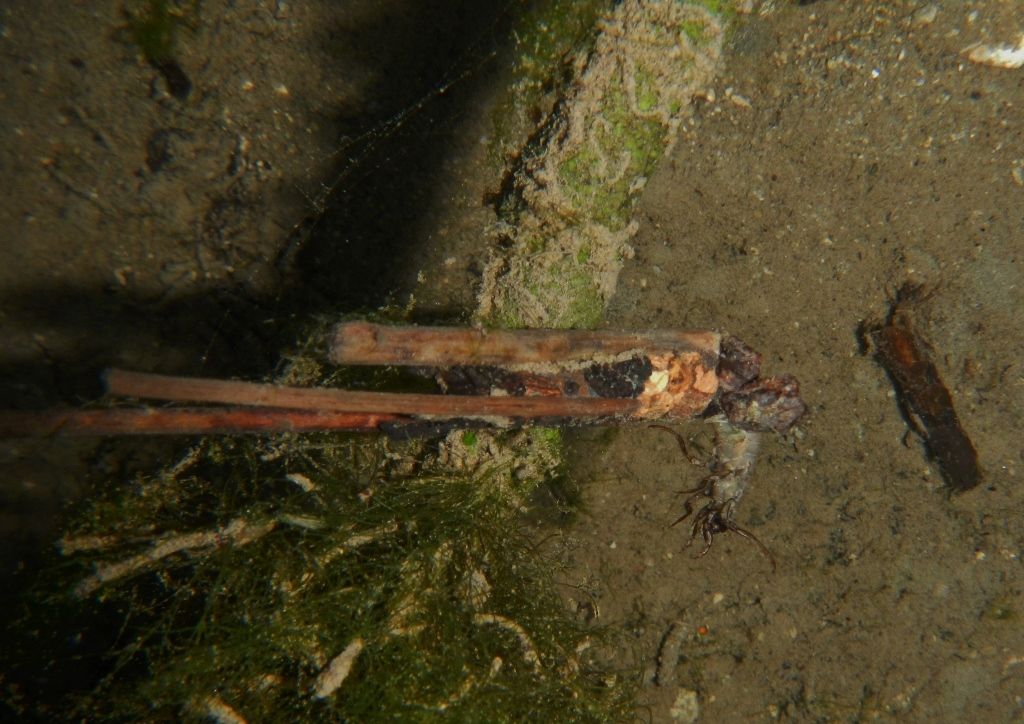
0 4 517 712
286 2 510 311
1 1 512 410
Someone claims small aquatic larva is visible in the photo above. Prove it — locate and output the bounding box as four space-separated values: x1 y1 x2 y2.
651 345 806 570
652 420 774 571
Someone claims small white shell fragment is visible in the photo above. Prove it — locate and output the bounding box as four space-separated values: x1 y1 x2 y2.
911 4 938 27
727 91 752 108
963 35 1024 69
1012 163 1024 187
203 696 246 724
670 688 700 722
314 639 365 699
647 369 670 393
285 472 316 492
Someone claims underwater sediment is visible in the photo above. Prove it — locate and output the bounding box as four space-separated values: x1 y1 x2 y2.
3 1 740 720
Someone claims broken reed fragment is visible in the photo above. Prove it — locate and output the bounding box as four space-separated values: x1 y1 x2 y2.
104 369 643 420
0 325 805 437
329 322 805 432
314 639 365 700
75 516 277 597
866 288 981 492
330 321 721 369
331 321 730 421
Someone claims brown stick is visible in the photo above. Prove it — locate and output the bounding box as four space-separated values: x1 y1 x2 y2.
105 369 639 419
329 322 721 368
0 407 401 437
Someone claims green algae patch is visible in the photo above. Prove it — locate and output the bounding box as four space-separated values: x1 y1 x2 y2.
3 334 635 720
121 0 198 98
478 1 726 329
484 249 608 330
8 435 636 721
489 0 614 171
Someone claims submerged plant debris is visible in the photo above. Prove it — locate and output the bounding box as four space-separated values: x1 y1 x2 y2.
6 433 636 720
864 286 982 492
479 0 727 329
2 2 750 720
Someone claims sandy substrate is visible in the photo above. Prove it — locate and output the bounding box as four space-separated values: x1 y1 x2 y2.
2 0 1023 720
562 2 1024 719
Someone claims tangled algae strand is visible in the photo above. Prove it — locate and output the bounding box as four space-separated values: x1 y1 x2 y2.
7 434 636 721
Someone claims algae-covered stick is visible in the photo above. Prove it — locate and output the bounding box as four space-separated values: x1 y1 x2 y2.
478 0 725 329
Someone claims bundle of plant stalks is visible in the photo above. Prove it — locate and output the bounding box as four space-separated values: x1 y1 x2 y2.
3 0 745 719
4 432 636 721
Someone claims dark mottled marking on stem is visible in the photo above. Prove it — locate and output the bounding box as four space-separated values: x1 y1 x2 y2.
436 366 528 396
720 374 806 434
583 356 652 398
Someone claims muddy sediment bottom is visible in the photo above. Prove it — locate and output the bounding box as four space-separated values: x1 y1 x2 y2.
559 1 1024 720
2 0 1023 720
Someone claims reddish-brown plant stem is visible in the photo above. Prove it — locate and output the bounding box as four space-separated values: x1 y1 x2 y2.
105 369 640 419
330 321 721 369
0 407 400 437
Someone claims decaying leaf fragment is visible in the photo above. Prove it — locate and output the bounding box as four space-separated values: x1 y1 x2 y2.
864 286 982 492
